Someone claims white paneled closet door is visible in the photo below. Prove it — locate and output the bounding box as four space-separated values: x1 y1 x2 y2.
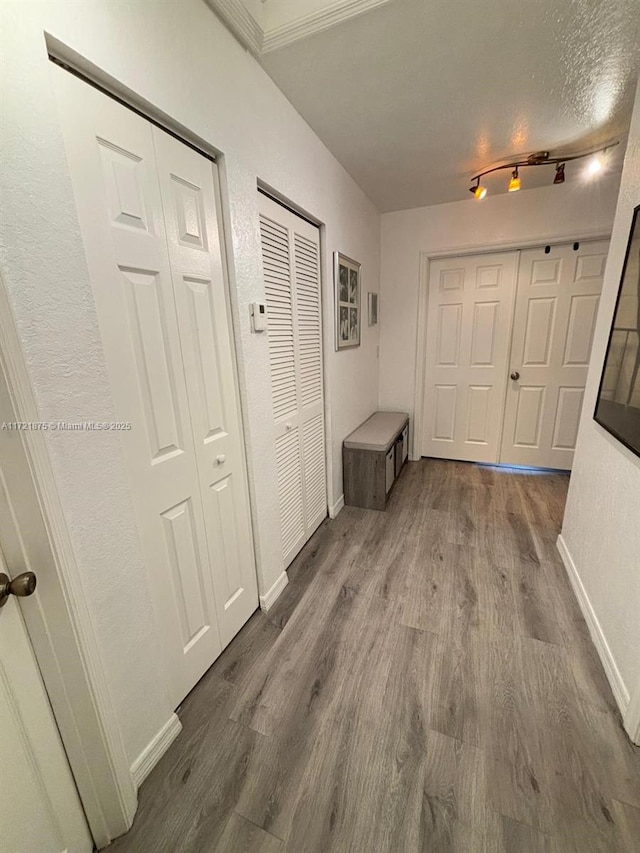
258 194 327 568
500 241 608 468
54 66 257 708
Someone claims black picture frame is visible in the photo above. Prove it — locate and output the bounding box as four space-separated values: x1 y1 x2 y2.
593 204 640 458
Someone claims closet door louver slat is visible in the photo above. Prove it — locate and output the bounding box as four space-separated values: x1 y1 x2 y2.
302 412 326 530
294 234 323 411
274 428 305 562
260 216 297 423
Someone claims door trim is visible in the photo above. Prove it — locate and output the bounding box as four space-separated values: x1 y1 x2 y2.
412 230 612 461
0 272 137 847
46 35 220 165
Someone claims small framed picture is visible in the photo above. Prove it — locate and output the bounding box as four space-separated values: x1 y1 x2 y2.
334 252 361 349
368 292 378 326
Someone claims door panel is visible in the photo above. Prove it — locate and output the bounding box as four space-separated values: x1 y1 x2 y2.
564 294 600 365
513 386 545 447
522 297 556 365
54 67 256 707
500 241 608 468
421 252 518 463
152 129 258 647
552 387 584 450
470 302 499 365
259 195 326 569
466 385 492 443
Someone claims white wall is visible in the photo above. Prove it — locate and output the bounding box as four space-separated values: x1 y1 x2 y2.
1 0 380 766
561 77 640 724
378 179 620 435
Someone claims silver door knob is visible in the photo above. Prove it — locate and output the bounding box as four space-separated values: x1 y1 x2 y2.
216 454 226 465
510 371 520 381
286 423 293 431
0 572 37 608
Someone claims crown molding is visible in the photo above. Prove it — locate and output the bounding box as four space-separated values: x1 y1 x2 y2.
262 0 393 53
204 0 264 56
205 0 393 56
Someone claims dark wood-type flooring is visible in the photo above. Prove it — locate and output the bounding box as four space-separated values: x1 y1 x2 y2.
111 459 640 853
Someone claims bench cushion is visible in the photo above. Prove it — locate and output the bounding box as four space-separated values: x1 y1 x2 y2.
343 411 409 452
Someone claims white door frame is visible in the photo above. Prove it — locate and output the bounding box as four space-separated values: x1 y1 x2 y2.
0 272 137 848
412 229 612 462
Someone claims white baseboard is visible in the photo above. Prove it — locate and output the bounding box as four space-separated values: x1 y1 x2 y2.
259 570 288 612
130 713 182 788
329 494 344 519
556 535 630 717
625 683 640 745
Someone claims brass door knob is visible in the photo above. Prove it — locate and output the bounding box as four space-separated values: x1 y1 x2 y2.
0 572 37 608
510 371 520 381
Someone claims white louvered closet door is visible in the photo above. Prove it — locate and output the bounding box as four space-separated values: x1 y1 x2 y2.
259 194 327 568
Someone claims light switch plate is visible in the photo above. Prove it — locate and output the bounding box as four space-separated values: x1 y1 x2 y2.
250 302 268 332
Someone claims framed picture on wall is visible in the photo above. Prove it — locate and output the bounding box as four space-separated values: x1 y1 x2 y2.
594 204 640 457
335 252 361 349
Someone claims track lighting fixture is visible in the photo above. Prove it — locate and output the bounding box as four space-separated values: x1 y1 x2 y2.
469 179 487 200
468 141 617 199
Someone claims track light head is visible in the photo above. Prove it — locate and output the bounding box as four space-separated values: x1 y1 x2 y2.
508 168 521 192
554 163 565 184
469 181 487 200
586 154 604 177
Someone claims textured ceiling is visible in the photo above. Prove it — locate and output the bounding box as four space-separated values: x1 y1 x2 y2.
259 0 640 211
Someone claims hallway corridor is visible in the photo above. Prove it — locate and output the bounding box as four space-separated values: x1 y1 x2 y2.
111 460 640 853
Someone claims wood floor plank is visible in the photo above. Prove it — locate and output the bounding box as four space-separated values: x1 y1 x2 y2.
229 581 371 736
212 812 284 853
428 630 482 747
611 799 640 852
476 634 544 781
486 754 551 834
110 459 640 853
496 814 552 853
512 561 565 645
471 550 519 636
209 611 281 687
400 539 455 634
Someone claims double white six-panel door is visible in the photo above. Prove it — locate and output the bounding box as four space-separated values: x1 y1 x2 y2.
54 67 257 708
421 241 608 470
259 194 327 568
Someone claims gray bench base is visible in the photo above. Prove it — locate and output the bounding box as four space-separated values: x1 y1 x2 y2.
343 412 409 511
